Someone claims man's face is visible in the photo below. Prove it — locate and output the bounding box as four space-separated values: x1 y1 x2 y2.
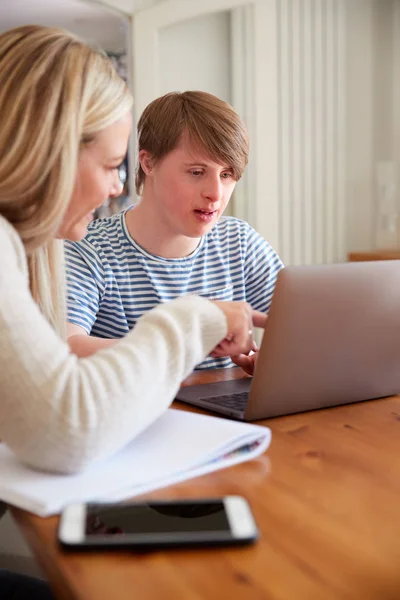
141 137 237 239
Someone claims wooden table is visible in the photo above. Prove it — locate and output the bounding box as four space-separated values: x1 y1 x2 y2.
348 249 400 261
10 367 400 600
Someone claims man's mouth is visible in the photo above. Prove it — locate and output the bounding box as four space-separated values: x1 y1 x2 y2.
193 209 217 223
194 209 217 216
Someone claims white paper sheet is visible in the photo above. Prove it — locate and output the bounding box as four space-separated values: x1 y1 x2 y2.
0 409 271 516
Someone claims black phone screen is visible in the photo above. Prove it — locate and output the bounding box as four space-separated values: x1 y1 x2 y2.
84 501 230 537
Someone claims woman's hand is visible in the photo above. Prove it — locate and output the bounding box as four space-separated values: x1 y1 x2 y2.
211 301 266 358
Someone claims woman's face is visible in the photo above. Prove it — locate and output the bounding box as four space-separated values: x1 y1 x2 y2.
58 111 132 241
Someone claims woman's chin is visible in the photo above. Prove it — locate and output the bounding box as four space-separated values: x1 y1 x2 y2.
58 223 89 242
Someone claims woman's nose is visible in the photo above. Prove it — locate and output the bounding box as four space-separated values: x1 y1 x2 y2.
109 170 124 198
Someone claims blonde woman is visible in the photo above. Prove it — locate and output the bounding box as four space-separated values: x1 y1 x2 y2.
0 25 265 479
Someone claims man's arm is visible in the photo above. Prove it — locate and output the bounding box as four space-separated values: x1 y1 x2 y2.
67 323 117 358
244 226 284 314
64 238 105 345
229 224 283 376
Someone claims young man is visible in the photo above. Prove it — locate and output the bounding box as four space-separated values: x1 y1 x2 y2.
65 91 283 371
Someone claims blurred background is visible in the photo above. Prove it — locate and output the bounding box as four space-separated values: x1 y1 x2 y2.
2 0 400 265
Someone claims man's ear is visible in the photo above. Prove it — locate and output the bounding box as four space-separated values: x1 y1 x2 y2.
139 150 155 175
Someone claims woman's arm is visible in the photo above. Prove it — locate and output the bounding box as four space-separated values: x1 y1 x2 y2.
1 289 226 474
0 230 227 474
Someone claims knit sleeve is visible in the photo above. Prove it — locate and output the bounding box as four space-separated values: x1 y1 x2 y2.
0 222 227 474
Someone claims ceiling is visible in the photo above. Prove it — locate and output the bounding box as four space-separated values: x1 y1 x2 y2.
0 0 163 52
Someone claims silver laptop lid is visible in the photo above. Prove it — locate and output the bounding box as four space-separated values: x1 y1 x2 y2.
245 261 400 420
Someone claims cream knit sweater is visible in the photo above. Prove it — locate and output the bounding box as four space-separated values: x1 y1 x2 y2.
0 216 227 474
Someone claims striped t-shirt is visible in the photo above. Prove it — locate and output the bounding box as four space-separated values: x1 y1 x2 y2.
65 210 284 370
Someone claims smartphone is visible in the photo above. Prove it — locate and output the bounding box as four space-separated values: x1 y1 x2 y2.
58 496 258 551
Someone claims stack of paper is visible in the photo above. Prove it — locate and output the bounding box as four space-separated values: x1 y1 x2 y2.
0 409 271 516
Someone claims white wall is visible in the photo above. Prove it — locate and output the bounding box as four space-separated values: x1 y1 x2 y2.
347 0 400 253
394 2 400 174
264 0 400 262
273 0 347 265
159 11 231 102
149 10 235 216
0 0 128 53
130 0 400 260
346 0 374 254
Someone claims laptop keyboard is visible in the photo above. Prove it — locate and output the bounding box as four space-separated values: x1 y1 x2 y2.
198 391 249 411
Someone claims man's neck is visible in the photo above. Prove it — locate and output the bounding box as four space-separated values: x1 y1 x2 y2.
125 201 200 259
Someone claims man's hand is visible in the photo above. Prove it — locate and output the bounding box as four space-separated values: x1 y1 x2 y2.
67 323 116 357
210 302 266 359
231 349 259 376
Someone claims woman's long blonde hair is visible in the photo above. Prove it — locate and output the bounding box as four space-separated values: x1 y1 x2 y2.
0 25 133 336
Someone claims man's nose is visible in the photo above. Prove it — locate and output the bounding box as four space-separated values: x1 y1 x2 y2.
201 176 222 202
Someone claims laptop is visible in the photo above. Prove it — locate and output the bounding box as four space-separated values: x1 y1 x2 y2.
175 261 400 420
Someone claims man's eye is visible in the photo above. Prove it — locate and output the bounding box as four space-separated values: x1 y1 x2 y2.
221 171 233 179
191 170 203 176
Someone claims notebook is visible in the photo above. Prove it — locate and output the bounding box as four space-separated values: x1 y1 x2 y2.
0 409 271 516
176 261 400 420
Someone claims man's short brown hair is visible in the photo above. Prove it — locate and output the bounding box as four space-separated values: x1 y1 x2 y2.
135 91 249 195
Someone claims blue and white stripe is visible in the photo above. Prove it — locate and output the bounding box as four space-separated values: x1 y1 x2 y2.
65 209 283 370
